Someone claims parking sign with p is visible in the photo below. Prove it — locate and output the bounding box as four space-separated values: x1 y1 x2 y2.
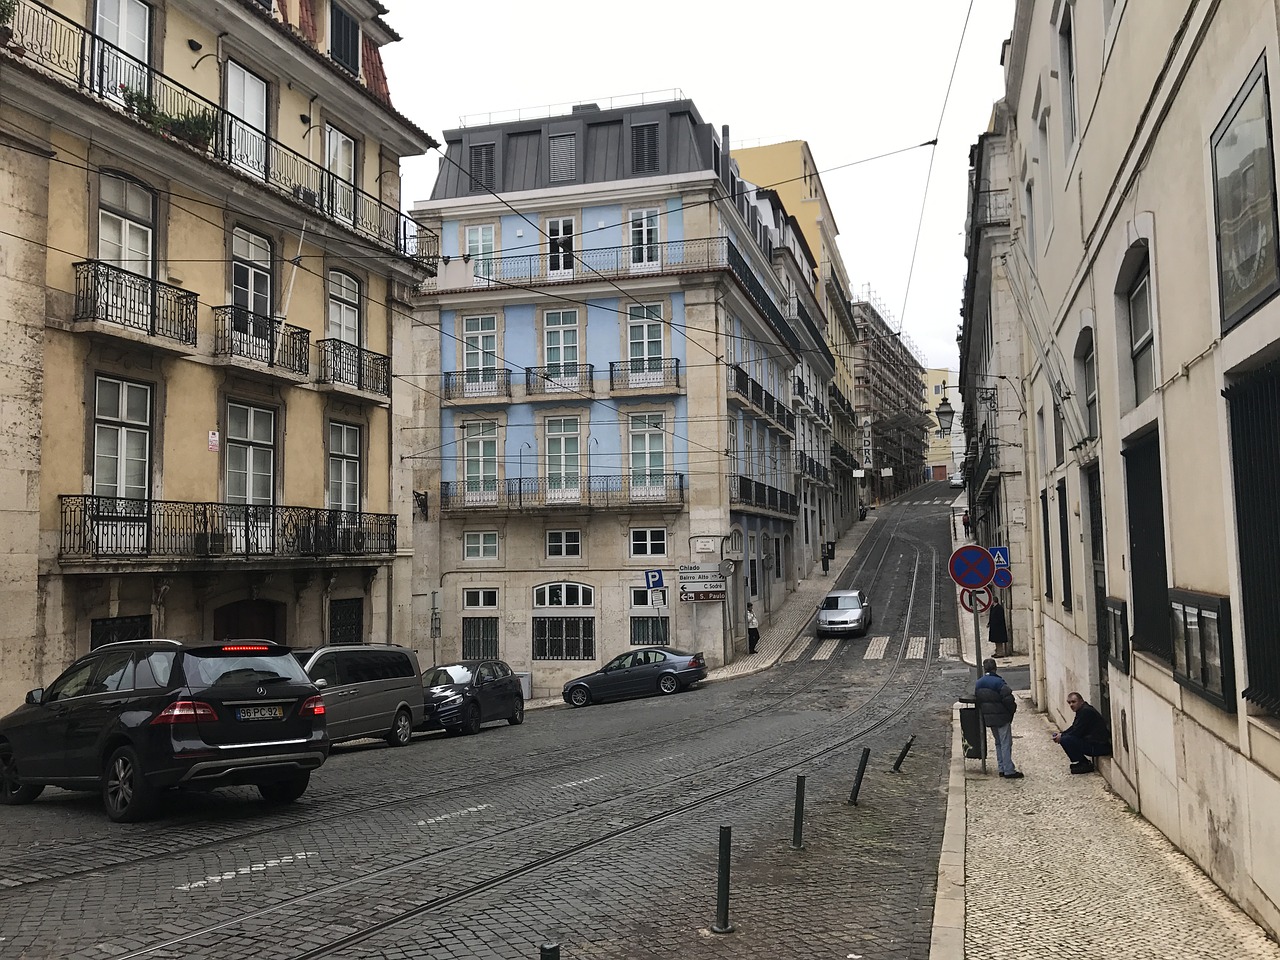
644 569 664 589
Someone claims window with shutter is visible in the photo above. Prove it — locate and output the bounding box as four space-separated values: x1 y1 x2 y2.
469 143 495 192
549 134 575 182
330 4 360 75
632 123 658 174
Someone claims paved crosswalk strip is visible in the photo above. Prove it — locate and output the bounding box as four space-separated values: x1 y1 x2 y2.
864 636 889 660
907 635 926 659
781 639 811 663
811 638 839 661
939 636 960 658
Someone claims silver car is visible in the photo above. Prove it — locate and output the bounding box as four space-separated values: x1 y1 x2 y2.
292 645 425 747
816 590 872 638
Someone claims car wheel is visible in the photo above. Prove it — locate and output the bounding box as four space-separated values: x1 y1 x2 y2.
103 745 156 823
657 673 681 695
258 772 311 804
386 708 413 748
508 696 525 726
0 744 43 806
461 703 482 736
567 685 591 708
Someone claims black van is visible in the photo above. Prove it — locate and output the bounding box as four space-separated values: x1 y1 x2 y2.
0 639 328 822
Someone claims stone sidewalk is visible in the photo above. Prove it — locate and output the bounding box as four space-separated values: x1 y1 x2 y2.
931 510 1280 958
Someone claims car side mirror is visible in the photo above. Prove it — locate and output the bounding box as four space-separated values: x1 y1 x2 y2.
314 678 328 690
25 688 43 705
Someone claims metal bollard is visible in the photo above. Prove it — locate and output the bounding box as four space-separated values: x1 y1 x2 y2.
791 774 806 850
847 747 872 805
711 824 735 934
892 735 916 772
539 944 560 960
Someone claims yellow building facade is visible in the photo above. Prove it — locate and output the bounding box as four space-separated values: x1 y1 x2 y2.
0 0 436 710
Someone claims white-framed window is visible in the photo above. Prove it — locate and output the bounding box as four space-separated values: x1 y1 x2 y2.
463 421 498 504
328 421 361 514
225 60 268 179
326 125 356 224
630 207 660 270
547 529 581 558
98 173 153 277
544 310 579 386
728 422 740 475
1128 265 1154 404
548 216 574 277
327 271 360 344
630 528 666 557
1037 115 1053 244
466 224 495 283
549 134 575 182
627 304 664 385
629 413 666 499
463 588 499 608
1058 2 1079 148
1082 344 1098 437
463 531 498 559
226 402 274 505
96 0 150 103
534 582 594 607
533 582 595 659
463 315 498 395
93 375 151 501
232 227 272 346
545 417 581 501
1023 181 1037 266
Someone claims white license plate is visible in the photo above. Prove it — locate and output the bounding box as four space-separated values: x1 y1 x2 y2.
236 705 284 721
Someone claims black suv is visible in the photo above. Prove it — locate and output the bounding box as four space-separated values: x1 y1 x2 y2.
0 639 329 822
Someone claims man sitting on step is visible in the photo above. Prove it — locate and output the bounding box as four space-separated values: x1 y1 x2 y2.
1052 692 1112 773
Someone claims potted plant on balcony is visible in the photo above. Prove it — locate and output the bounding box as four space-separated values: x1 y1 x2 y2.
1 0 19 47
119 84 161 128
165 108 218 152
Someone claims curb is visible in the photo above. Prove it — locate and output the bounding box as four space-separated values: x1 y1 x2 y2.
929 704 967 959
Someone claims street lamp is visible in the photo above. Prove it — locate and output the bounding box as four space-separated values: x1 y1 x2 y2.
935 394 956 436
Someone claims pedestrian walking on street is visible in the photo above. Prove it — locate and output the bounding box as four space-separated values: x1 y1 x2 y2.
1052 692 1112 773
962 510 972 539
746 603 760 654
988 596 1010 658
820 545 830 575
975 658 1023 779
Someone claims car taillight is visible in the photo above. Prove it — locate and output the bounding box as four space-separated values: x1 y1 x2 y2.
151 700 217 725
300 696 325 717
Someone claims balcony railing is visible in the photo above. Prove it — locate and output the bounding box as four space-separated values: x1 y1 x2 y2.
973 189 1012 228
5 0 437 265
793 453 830 484
213 307 310 375
316 339 390 396
459 238 726 289
442 368 513 400
525 363 595 397
608 358 681 391
727 365 795 434
59 496 396 560
729 475 799 516
972 438 998 497
73 259 197 346
439 474 686 511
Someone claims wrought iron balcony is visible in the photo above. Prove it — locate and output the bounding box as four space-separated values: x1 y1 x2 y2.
607 358 681 391
973 189 1011 228
73 259 197 346
727 365 795 435
59 496 396 561
525 363 595 397
5 0 437 265
441 368 513 401
212 307 310 375
729 476 799 516
439 474 686 512
972 438 999 499
447 238 727 290
316 339 390 397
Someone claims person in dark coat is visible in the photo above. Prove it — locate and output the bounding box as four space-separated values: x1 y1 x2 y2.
962 510 972 538
1052 692 1112 773
988 597 1010 657
974 658 1023 778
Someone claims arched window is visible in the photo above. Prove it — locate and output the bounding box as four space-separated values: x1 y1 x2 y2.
532 582 595 661
533 582 594 607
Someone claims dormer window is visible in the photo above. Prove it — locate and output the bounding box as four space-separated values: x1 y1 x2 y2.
330 3 360 75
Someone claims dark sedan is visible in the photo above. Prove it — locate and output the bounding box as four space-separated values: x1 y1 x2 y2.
0 639 328 822
420 660 524 736
562 648 706 708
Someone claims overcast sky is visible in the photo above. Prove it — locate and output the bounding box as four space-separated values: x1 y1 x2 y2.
381 0 1015 371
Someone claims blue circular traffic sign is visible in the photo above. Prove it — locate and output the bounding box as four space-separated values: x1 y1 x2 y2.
992 568 1013 589
949 545 996 590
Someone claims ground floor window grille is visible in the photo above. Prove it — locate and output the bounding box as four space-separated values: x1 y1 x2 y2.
329 598 363 645
462 617 499 659
630 616 668 646
91 614 152 649
533 617 595 660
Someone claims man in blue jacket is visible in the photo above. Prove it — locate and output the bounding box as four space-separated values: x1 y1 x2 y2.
1053 692 1112 773
974 658 1023 779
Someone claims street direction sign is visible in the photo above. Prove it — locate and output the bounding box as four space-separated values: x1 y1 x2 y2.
680 589 726 602
992 568 1013 589
949 545 996 590
644 569 664 589
960 586 995 613
989 546 1010 568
